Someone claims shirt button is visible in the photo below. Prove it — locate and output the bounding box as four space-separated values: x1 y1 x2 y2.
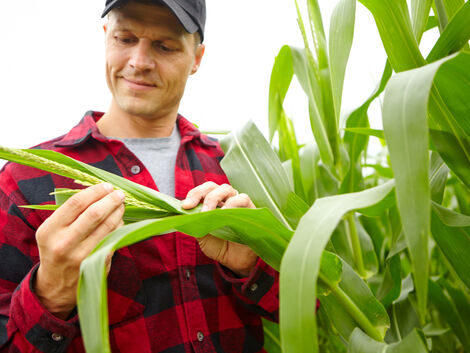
130 165 141 175
250 283 258 292
51 332 63 342
197 331 204 342
185 269 191 280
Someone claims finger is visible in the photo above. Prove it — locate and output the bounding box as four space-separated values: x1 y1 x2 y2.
79 204 125 256
221 193 255 209
105 250 116 275
52 183 115 226
181 181 218 209
202 184 238 211
69 189 125 241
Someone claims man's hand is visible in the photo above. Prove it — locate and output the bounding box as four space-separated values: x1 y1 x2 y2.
34 183 125 320
182 182 258 277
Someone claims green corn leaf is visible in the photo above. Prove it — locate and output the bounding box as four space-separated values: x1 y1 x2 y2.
382 52 470 321
299 142 320 204
359 215 387 261
430 203 470 290
355 188 397 218
439 279 470 342
363 164 394 179
299 142 339 205
318 251 343 294
330 222 355 272
376 254 402 308
429 52 470 147
78 207 292 353
328 0 356 122
268 45 294 141
279 180 394 353
429 153 449 204
24 188 170 223
452 181 470 215
386 295 420 343
53 188 169 222
428 278 470 351
299 60 335 168
439 278 470 331
442 0 466 21
429 129 470 189
269 45 334 167
0 147 187 214
318 292 358 342
411 0 433 42
19 204 58 211
220 121 310 230
319 257 389 342
359 0 426 72
278 112 306 200
427 1 470 62
343 128 385 141
434 0 450 32
20 203 169 224
262 319 281 353
355 219 379 277
293 1 322 110
302 0 341 166
348 328 429 353
425 16 438 31
306 0 328 70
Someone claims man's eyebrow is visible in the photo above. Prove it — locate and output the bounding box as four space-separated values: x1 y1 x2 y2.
112 26 132 32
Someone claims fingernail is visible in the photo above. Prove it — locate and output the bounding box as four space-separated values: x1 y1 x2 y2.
201 205 208 212
103 183 114 192
115 190 126 201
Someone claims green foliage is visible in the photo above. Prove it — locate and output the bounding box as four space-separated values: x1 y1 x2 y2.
256 0 470 351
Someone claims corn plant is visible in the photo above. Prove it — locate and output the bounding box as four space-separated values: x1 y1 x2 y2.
240 0 470 352
1 1 470 352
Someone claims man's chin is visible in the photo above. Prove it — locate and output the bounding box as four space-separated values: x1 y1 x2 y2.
117 101 160 119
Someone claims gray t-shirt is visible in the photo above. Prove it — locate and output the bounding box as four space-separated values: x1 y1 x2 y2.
117 126 181 197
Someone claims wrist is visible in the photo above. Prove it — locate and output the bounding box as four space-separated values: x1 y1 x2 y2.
230 257 258 277
34 266 76 320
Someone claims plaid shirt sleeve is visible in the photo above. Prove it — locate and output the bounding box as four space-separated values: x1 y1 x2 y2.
0 164 79 352
216 259 278 322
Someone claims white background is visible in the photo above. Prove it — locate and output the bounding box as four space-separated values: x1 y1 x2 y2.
0 1 436 161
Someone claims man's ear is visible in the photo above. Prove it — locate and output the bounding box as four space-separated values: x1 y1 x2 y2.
191 44 205 75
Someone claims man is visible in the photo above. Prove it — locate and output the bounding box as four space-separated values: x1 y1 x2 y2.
0 0 278 352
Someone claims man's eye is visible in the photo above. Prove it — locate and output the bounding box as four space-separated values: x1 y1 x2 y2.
154 43 174 52
115 36 136 44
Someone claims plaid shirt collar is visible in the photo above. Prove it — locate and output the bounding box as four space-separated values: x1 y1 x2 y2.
54 111 218 148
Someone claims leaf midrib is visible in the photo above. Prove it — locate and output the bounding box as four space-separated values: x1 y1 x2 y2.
233 132 293 231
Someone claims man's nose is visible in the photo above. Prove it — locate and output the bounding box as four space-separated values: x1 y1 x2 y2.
129 41 155 71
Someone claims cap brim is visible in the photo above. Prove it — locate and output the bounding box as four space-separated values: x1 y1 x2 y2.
160 0 199 35
101 0 121 18
101 0 200 39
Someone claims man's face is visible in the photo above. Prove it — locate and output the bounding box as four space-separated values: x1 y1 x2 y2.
104 2 204 120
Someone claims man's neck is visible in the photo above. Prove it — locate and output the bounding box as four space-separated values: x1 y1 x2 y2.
97 103 178 138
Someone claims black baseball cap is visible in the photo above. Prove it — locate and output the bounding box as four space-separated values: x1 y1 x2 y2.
102 0 206 42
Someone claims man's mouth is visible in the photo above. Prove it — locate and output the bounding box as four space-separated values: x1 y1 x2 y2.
122 78 156 90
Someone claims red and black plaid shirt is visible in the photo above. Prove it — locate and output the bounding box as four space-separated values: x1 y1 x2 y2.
0 111 279 353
